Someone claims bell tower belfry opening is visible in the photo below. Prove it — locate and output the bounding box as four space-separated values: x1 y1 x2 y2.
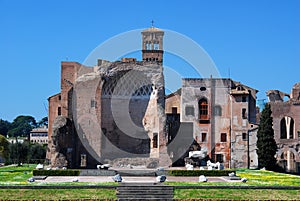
141 23 164 63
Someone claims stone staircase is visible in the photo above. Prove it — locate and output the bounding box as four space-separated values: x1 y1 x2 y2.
116 183 174 201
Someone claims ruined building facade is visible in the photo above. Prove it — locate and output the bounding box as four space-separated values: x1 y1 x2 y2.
165 79 259 169
267 83 300 173
47 26 259 169
47 27 170 168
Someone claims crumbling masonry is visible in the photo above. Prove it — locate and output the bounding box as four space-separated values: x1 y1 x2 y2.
47 27 170 168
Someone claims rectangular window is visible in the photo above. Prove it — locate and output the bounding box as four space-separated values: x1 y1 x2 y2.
221 133 227 142
201 133 207 142
242 132 248 141
216 154 224 163
172 107 177 114
58 107 61 116
242 96 247 102
242 108 247 119
199 100 208 120
80 154 87 167
153 133 158 148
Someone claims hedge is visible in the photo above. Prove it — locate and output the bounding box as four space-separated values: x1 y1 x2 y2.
168 170 236 177
33 169 80 176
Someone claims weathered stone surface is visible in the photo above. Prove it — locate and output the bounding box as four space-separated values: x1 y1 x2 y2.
48 116 73 168
178 78 258 169
268 83 300 174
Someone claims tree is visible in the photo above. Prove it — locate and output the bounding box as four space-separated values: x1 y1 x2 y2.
7 142 46 164
8 141 29 165
7 116 36 138
28 143 46 163
0 135 9 162
256 103 278 170
37 117 48 128
0 119 11 137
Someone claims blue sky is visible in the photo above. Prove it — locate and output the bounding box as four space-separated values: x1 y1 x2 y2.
0 0 299 122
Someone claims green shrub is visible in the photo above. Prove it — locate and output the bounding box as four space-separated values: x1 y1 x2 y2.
33 169 80 176
168 169 235 176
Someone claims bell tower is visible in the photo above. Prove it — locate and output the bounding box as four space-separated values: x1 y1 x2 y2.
141 22 164 63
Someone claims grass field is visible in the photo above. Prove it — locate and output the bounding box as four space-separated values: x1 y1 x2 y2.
0 189 116 200
174 189 300 200
167 168 300 187
0 165 299 200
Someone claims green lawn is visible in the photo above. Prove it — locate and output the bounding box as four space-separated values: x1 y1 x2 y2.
0 189 116 200
1 165 299 200
0 164 35 185
170 169 300 200
174 189 300 200
168 168 300 187
237 168 300 186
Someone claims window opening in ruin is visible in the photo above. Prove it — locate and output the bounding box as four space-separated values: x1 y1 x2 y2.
58 95 61 100
236 86 242 91
281 118 287 139
58 107 61 116
172 107 177 114
153 133 158 148
80 154 87 167
242 108 247 119
242 96 247 102
146 42 151 50
102 71 153 98
290 118 294 139
280 116 294 139
242 132 247 141
216 154 224 163
200 87 206 91
199 99 209 120
201 133 207 142
154 43 159 50
221 133 227 142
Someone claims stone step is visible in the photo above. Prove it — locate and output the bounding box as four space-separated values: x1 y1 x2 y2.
118 188 173 192
117 194 173 199
116 183 174 200
118 183 173 190
117 190 173 196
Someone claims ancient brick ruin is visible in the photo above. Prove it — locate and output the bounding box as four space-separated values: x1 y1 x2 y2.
47 27 170 168
47 26 264 170
267 83 300 173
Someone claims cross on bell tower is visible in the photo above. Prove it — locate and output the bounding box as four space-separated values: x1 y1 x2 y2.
141 22 164 63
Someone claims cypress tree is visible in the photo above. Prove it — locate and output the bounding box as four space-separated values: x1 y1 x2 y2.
256 103 278 170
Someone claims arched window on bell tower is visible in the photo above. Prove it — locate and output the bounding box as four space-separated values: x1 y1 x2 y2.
141 23 164 63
